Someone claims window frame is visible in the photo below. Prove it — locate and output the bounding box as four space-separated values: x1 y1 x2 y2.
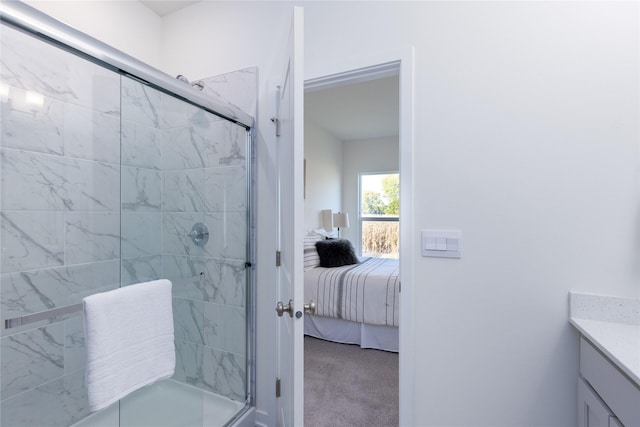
358 171 399 258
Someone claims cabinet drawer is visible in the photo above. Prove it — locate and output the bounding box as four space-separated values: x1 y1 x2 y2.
580 337 640 427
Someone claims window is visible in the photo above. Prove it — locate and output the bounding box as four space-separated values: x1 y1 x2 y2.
359 172 399 258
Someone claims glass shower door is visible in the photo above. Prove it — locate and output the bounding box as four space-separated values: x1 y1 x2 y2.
119 75 250 426
0 22 122 427
0 16 250 426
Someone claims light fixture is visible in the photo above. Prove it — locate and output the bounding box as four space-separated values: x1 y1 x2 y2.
321 209 333 232
332 212 350 238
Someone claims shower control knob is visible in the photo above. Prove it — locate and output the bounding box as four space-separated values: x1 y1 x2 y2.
189 223 209 247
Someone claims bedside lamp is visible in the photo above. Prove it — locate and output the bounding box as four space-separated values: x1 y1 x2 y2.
321 209 333 232
332 212 350 238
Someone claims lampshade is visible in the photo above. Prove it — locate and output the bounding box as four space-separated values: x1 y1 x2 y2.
321 209 333 232
333 212 350 229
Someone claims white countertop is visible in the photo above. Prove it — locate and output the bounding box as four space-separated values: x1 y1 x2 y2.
569 292 640 386
570 316 640 386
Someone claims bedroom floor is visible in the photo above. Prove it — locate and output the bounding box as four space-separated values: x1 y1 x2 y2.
304 336 399 427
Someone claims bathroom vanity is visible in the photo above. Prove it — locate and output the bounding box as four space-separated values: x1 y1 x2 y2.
570 293 640 427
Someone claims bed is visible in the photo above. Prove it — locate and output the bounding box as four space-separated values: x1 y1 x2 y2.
303 233 400 352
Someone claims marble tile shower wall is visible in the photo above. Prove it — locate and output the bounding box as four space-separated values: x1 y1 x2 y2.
0 25 120 426
136 77 249 402
1 24 251 426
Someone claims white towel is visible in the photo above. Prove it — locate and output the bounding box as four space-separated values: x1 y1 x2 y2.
82 279 175 412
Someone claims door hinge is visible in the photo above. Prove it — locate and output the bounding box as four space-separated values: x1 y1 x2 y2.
276 250 281 267
271 117 281 137
275 378 281 397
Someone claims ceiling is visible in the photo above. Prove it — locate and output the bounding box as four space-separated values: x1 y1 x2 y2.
141 1 200 17
305 76 399 142
139 1 399 142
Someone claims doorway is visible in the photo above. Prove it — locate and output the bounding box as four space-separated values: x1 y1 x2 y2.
303 70 400 426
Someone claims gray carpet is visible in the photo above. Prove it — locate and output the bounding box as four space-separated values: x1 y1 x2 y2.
304 336 399 427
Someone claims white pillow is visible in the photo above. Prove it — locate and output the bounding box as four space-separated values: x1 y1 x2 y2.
303 234 322 271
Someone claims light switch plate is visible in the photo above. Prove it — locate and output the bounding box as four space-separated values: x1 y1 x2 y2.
421 230 462 258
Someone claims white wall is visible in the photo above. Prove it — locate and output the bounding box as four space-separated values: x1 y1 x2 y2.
16 1 640 426
23 0 162 69
309 3 637 426
304 120 343 231
161 3 639 426
342 137 399 248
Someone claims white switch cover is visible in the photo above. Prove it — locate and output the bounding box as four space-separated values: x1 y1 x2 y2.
422 230 462 258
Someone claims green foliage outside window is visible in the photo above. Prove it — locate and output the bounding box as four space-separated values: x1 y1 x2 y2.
360 173 399 258
361 174 399 216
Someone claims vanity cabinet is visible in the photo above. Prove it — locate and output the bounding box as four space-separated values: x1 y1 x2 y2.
578 378 622 426
578 337 640 427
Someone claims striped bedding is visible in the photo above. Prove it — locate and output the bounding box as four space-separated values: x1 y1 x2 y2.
304 257 400 327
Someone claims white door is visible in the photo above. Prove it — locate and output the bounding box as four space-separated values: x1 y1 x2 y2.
275 6 305 427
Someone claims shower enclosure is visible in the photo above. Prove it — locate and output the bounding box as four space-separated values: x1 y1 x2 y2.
0 2 255 426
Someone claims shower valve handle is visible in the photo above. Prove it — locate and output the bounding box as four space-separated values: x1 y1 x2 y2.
188 223 209 247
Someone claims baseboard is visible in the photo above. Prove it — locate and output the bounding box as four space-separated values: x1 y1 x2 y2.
254 409 271 427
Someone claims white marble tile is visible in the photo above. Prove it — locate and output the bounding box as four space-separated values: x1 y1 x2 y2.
1 86 65 155
121 166 161 212
162 169 206 212
204 212 247 260
161 92 188 129
203 303 246 356
64 316 86 374
162 127 207 171
1 369 90 427
90 73 120 115
1 323 64 399
188 108 224 128
121 212 162 258
202 348 246 401
204 120 247 167
202 258 246 306
0 259 119 322
1 211 64 273
64 212 120 264
121 120 161 169
174 340 205 389
162 212 206 257
173 297 205 345
121 255 162 286
162 255 205 289
199 67 258 118
174 341 246 401
1 148 68 211
161 255 207 305
121 76 161 128
205 166 246 213
64 103 120 164
1 25 254 421
65 158 119 211
1 25 119 115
